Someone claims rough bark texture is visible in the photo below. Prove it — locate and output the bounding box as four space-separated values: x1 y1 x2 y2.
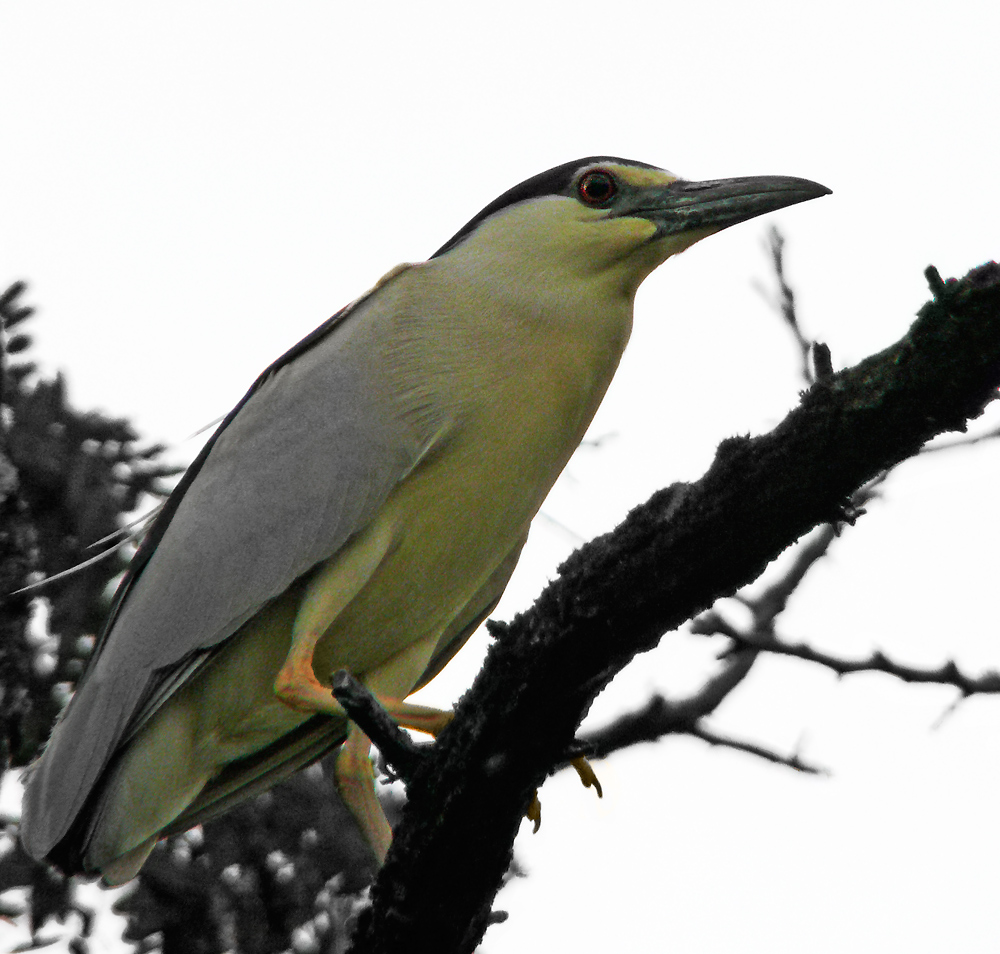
349 262 1000 953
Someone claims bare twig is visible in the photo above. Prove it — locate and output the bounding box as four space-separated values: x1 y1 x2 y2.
331 670 425 781
581 647 756 757
755 226 814 383
725 630 1000 696
921 422 1000 454
688 724 827 774
578 685 826 774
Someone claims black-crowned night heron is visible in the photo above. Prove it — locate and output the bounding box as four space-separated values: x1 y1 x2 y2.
20 157 829 883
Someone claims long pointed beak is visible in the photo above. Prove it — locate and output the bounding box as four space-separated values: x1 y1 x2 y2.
620 175 831 236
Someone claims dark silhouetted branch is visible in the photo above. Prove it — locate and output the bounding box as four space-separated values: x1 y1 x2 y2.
332 670 426 782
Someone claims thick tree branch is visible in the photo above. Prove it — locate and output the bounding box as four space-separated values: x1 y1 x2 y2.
350 262 1000 954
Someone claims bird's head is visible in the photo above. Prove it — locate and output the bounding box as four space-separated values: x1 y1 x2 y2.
432 157 830 298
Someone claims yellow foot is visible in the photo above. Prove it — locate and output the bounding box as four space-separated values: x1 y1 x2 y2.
526 792 542 833
571 756 603 798
524 758 600 836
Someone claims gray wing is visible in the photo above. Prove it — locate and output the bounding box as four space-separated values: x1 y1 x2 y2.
21 287 428 860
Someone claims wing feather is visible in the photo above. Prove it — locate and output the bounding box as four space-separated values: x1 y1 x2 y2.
22 276 428 859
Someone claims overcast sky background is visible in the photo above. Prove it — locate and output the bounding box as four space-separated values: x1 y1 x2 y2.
2 3 999 952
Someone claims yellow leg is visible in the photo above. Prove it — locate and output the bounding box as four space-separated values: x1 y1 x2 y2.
276 631 599 853
275 638 454 733
335 723 392 864
274 629 342 714
274 631 454 863
379 699 453 737
329 697 453 865
273 517 394 715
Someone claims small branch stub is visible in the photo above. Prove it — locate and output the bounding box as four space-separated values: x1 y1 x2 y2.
330 670 424 781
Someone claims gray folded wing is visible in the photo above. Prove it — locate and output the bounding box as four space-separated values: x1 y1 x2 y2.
21 291 427 859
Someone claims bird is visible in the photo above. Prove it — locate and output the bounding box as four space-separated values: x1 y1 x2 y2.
20 157 830 884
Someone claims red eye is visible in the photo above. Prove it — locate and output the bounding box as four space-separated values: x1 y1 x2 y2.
577 170 617 205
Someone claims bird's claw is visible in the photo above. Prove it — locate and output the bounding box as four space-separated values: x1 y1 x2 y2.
570 755 603 798
526 792 542 833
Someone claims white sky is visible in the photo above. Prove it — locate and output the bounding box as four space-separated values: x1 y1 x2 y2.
2 2 999 952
